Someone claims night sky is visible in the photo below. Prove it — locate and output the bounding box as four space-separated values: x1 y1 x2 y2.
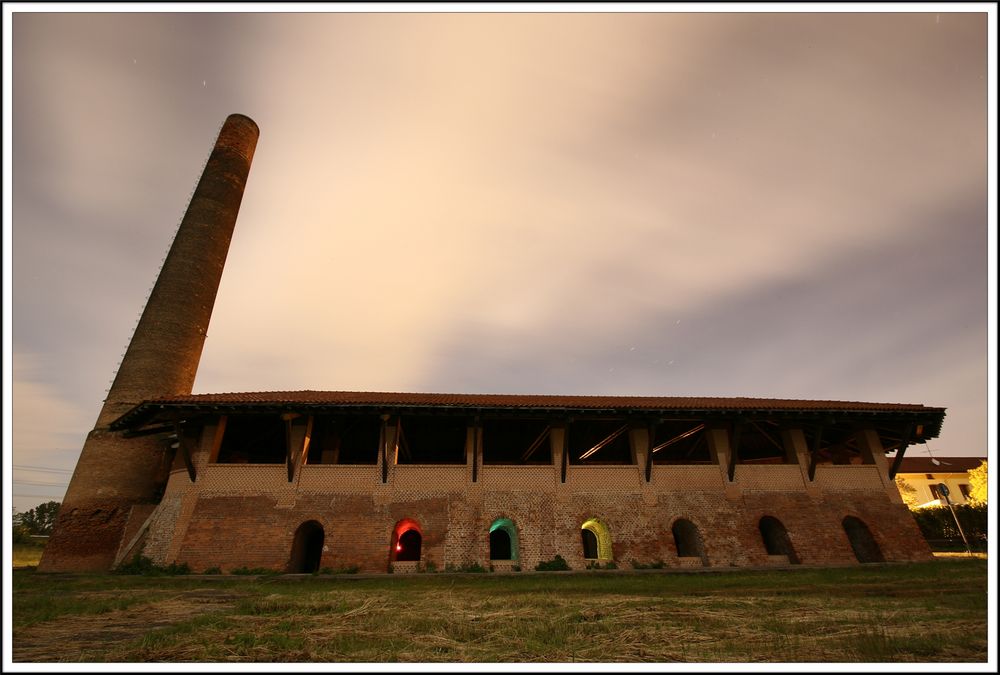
5 8 993 514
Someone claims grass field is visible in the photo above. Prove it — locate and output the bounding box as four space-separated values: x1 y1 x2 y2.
10 558 988 663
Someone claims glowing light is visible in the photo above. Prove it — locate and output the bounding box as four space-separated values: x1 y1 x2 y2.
581 518 613 561
396 544 402 552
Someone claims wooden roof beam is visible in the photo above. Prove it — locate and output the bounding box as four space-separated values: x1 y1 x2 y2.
888 423 914 479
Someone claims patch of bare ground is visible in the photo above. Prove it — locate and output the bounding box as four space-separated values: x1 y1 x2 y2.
12 589 244 662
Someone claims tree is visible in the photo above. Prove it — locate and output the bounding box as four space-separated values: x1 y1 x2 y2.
12 521 32 544
16 501 61 535
967 460 987 504
895 475 920 508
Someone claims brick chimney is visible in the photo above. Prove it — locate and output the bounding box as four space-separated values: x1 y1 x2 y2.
39 114 259 572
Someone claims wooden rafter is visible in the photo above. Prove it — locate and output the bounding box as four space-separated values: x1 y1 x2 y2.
293 416 314 480
685 434 707 459
123 423 176 439
520 425 551 462
396 419 411 462
749 420 785 453
651 424 704 454
888 423 914 479
207 416 227 464
579 424 629 461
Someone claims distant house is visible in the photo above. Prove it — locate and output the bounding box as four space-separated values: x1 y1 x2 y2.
894 457 985 508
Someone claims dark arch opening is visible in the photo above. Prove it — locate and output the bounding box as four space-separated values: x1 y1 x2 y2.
396 529 422 561
842 516 885 563
759 516 800 564
581 528 599 560
672 518 707 563
490 529 512 560
288 520 324 573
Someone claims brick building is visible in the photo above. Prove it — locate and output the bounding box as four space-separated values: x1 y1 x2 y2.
40 114 947 573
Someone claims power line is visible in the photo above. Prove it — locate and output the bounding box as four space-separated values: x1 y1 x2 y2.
12 465 73 474
13 480 69 487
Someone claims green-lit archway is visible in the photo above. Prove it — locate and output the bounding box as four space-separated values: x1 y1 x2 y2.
489 518 519 560
581 518 612 561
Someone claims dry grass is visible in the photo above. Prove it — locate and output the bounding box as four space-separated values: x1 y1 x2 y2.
12 543 45 568
11 558 989 663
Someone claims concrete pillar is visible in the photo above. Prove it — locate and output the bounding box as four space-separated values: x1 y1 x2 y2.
706 426 741 500
628 426 647 467
628 425 652 485
377 416 399 473
856 428 903 503
550 424 568 486
41 115 259 572
784 428 821 497
287 416 313 482
465 423 483 483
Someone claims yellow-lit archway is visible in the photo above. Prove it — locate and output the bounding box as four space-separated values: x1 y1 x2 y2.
581 518 613 561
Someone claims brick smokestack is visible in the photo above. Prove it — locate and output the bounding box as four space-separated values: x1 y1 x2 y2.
40 114 259 572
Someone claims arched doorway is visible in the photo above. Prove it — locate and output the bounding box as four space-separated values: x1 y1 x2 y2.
490 530 511 560
390 518 423 562
758 516 800 564
672 518 707 564
489 518 518 560
581 518 612 561
842 516 885 563
288 520 324 573
397 530 421 561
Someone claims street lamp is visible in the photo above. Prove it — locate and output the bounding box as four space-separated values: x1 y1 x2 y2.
937 483 973 556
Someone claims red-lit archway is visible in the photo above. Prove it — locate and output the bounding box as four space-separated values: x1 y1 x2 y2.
390 518 423 562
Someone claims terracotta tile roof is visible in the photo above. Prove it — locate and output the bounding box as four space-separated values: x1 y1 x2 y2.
141 390 945 413
895 457 985 474
111 390 946 438
117 390 945 421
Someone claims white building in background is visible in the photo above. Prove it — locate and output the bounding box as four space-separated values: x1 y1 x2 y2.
893 456 985 508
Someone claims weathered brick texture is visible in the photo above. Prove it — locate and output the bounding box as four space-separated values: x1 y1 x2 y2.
137 424 932 574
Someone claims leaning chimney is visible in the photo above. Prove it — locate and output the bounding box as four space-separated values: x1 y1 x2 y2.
39 114 259 572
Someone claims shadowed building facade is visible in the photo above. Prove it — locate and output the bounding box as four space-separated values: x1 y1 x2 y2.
42 115 945 574
109 392 943 573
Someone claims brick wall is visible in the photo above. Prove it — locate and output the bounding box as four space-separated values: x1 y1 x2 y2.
141 423 932 573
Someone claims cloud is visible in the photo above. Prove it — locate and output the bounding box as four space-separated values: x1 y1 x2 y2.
194 14 985 409
9 12 988 483
416 192 987 455
10 354 92 511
